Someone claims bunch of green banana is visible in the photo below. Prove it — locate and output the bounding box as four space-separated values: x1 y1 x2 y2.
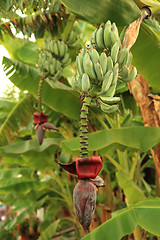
76 47 116 84
90 21 121 51
43 38 71 67
71 20 138 114
89 20 137 82
66 31 81 48
38 50 62 81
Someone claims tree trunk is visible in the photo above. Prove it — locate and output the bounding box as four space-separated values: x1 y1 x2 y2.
128 73 160 177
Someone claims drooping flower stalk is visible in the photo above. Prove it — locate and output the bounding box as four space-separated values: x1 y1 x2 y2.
38 77 45 112
80 95 91 158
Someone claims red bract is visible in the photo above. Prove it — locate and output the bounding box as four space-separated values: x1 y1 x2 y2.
33 112 59 145
57 156 102 180
33 111 48 125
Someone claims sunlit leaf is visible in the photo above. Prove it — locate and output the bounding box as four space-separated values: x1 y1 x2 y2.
62 127 160 155
116 170 145 204
60 0 141 26
38 219 60 240
0 94 35 146
134 199 160 236
82 208 137 240
2 56 81 120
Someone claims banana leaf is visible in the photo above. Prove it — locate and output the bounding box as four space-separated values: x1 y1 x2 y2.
82 199 160 240
0 94 35 146
60 0 141 26
2 56 81 120
61 126 160 155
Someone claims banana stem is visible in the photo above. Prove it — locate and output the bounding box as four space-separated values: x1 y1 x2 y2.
38 77 45 112
62 13 76 41
80 95 91 158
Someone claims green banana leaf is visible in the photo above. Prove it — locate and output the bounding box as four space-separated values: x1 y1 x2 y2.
82 199 160 240
2 35 39 65
132 28 160 92
60 0 141 26
0 99 16 112
61 126 160 155
38 220 60 240
0 138 61 170
134 199 160 236
0 94 35 146
2 56 81 120
0 168 34 180
82 208 137 240
116 170 145 204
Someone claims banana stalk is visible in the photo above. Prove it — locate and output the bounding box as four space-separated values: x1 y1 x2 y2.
80 95 91 157
38 77 45 112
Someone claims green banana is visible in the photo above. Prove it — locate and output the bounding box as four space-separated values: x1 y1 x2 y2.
104 21 112 49
90 29 97 47
43 39 49 50
50 69 62 81
101 70 113 93
117 47 128 65
96 24 105 49
111 41 119 64
94 62 104 81
76 55 82 77
99 96 121 104
112 63 119 84
70 75 77 90
122 66 137 82
110 31 118 48
103 84 117 97
99 52 107 75
125 52 133 68
55 59 61 72
76 76 82 90
71 39 81 48
49 64 56 75
100 102 119 113
83 52 96 79
53 41 59 56
82 73 91 92
120 65 129 79
111 23 119 39
76 53 84 77
64 43 68 55
104 64 119 97
61 53 70 67
107 56 113 71
89 48 99 63
68 31 76 45
58 41 65 57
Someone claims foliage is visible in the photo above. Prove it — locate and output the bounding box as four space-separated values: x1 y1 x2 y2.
0 0 160 240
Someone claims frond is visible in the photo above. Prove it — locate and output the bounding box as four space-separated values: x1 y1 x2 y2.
0 94 35 146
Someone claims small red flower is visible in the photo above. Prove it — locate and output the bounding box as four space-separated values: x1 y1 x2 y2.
13 232 16 237
17 224 21 230
57 156 105 230
33 112 59 145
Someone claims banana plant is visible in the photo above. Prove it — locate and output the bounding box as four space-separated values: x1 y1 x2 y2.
0 0 160 240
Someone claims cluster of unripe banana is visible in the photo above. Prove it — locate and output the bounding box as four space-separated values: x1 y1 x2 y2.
70 20 137 113
38 38 71 81
66 30 81 48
